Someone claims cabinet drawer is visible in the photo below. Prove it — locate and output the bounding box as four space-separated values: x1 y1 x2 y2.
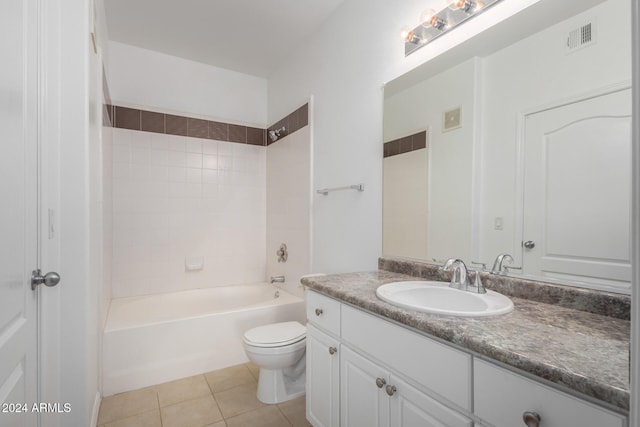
306 290 341 336
341 304 472 411
474 359 627 427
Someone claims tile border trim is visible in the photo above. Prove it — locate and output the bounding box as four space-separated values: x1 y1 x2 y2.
108 103 309 148
383 130 427 158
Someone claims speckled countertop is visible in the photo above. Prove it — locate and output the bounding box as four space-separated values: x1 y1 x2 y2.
301 268 630 411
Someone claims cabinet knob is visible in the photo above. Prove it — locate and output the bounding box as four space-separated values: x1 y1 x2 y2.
375 378 386 388
522 411 541 427
315 308 323 316
328 346 337 355
385 385 397 396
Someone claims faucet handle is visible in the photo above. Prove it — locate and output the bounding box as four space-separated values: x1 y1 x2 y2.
471 261 487 271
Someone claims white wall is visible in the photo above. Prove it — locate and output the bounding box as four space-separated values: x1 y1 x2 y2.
266 126 312 297
111 129 266 298
267 0 546 274
108 41 268 127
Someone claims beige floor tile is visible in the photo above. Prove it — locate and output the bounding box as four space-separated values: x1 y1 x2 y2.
278 396 311 427
246 362 260 381
156 374 212 407
203 421 228 427
205 364 256 393
214 383 264 418
102 409 162 427
225 405 292 427
161 395 223 427
98 387 159 424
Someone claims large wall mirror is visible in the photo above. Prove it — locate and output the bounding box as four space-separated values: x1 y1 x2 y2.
383 0 631 294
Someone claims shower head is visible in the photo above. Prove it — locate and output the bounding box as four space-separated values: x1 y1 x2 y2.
268 126 286 142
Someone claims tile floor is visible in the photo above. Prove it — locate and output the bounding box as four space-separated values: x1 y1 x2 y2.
98 363 311 427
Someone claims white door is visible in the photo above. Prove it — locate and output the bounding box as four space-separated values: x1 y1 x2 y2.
522 88 632 292
0 0 39 425
306 325 340 427
341 346 389 427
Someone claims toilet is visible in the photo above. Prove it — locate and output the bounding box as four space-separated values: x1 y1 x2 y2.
243 321 307 404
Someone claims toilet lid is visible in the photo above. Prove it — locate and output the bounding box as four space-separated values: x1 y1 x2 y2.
244 321 306 347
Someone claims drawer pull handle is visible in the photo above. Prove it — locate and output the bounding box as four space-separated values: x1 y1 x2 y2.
328 346 337 355
375 378 386 388
522 411 541 427
385 385 397 396
315 308 323 316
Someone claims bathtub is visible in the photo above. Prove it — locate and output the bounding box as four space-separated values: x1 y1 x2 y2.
102 283 305 396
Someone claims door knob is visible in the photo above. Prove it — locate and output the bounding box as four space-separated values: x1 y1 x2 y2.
31 269 61 290
328 346 337 355
315 308 323 316
375 378 386 388
523 240 536 249
522 411 541 427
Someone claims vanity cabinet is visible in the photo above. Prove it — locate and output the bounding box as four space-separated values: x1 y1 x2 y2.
474 359 627 427
305 290 627 427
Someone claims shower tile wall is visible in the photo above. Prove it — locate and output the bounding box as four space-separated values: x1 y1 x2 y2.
111 128 266 298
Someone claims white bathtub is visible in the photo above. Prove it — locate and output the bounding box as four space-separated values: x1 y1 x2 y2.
102 283 305 396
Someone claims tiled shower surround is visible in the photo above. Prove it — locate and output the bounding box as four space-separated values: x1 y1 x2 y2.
110 104 309 298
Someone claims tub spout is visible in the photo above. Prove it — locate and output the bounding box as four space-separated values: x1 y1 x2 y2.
270 275 285 283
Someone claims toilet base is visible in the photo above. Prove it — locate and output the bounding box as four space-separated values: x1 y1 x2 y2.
256 358 306 404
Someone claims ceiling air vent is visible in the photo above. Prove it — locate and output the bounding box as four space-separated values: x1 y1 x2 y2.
566 21 596 54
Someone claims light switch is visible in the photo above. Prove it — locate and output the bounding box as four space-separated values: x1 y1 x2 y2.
494 217 503 230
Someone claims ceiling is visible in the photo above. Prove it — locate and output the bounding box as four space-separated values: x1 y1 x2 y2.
103 0 347 78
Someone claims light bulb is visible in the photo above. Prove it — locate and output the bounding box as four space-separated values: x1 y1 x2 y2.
448 0 480 13
420 9 436 26
400 26 422 44
400 26 411 40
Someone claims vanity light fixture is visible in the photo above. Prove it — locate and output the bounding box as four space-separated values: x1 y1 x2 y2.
402 0 501 56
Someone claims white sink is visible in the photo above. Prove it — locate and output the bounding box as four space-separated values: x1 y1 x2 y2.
376 281 514 317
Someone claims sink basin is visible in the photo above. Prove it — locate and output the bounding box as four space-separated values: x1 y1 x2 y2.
376 281 514 317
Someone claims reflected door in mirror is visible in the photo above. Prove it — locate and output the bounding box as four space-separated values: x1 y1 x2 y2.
522 88 631 292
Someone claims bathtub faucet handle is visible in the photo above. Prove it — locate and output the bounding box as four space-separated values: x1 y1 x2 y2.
270 275 285 284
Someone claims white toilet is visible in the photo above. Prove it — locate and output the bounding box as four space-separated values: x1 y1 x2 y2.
243 321 307 404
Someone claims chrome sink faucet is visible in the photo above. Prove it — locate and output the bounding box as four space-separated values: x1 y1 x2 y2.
442 258 486 294
270 275 285 284
491 254 514 275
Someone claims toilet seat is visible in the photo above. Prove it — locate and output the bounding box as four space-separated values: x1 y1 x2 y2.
243 321 306 348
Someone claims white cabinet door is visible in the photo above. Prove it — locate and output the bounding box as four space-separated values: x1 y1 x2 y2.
389 376 473 427
307 324 340 427
341 346 389 427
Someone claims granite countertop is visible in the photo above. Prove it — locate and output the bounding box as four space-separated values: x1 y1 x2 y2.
301 270 630 411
